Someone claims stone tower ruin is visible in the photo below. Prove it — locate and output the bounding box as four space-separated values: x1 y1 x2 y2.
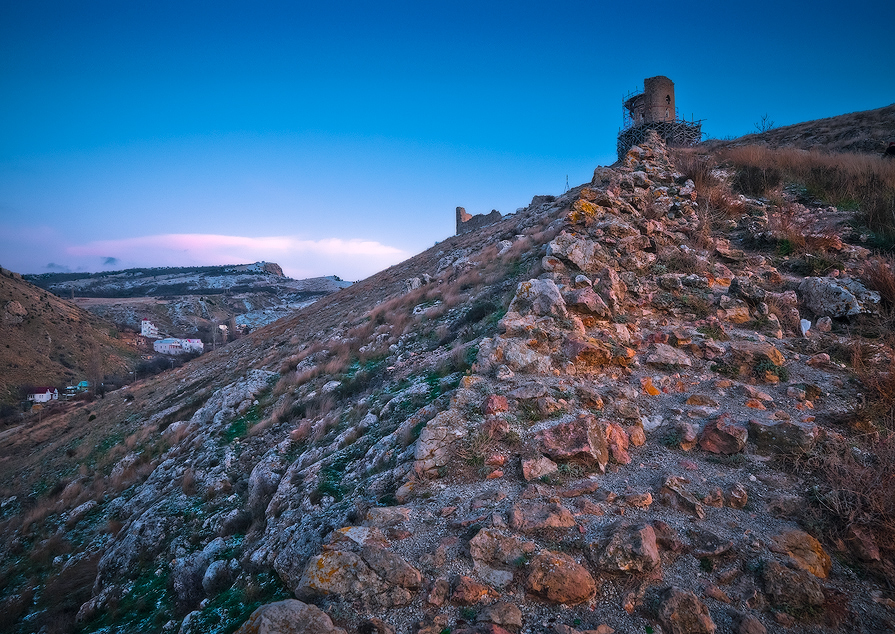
617 75 702 159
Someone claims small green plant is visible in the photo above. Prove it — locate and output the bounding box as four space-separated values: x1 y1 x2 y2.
754 359 789 382
459 607 477 621
699 557 715 573
697 324 729 341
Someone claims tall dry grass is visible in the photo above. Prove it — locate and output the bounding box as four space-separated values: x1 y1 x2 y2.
721 145 895 246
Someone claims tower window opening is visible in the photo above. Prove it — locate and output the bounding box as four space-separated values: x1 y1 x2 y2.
665 94 670 104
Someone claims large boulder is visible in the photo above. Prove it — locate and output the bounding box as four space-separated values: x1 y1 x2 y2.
508 279 568 319
771 530 831 579
747 419 818 454
595 523 660 572
656 586 716 634
234 599 346 634
535 414 609 471
761 561 825 610
525 552 597 605
296 544 422 609
799 277 879 317
698 416 748 454
547 233 607 273
414 410 466 478
509 502 576 532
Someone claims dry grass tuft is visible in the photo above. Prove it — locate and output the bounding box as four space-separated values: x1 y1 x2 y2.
720 145 895 246
860 255 895 305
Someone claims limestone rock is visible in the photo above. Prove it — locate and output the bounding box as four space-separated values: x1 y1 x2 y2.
452 576 498 605
761 561 825 610
698 416 747 454
483 395 509 415
548 233 606 273
509 501 576 532
478 601 523 629
799 276 879 317
659 476 706 519
234 599 346 634
414 410 466 477
736 614 767 634
508 279 568 319
535 414 609 470
522 456 559 481
646 343 692 367
747 419 818 454
296 539 422 609
771 530 831 579
726 341 784 368
726 483 748 509
563 287 611 317
525 552 597 605
656 586 716 634
595 523 660 572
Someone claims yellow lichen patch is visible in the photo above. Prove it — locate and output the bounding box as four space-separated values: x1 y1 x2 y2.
568 199 600 225
641 377 661 396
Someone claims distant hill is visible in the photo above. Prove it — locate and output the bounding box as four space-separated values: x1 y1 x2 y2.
0 269 140 405
704 102 895 154
24 262 354 337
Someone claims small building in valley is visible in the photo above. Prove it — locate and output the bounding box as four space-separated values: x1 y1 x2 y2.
141 319 160 338
153 338 204 355
28 387 58 403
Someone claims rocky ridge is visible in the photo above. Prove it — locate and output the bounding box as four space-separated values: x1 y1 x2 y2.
1 132 894 634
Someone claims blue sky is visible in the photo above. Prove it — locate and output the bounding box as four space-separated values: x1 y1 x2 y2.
1 0 893 280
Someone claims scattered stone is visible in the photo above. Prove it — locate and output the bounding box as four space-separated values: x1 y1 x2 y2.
761 561 825 610
522 455 558 481
234 600 347 634
726 484 748 509
702 489 724 508
646 343 692 367
427 578 450 606
595 523 660 572
469 529 537 567
525 552 597 605
535 414 609 471
483 395 509 415
477 601 523 629
799 277 879 317
735 614 767 634
656 586 716 634
703 583 730 603
698 415 747 454
452 575 498 605
748 419 818 454
659 476 706 519
771 530 832 579
509 501 575 532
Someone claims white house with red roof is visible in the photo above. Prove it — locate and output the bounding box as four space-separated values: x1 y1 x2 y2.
28 387 58 403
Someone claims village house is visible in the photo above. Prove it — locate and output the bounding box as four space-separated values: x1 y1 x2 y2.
153 338 204 355
141 319 160 338
28 387 58 403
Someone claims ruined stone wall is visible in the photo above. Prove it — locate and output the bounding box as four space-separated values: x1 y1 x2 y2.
456 207 502 235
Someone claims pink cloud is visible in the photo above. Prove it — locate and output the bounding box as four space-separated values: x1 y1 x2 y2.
63 233 407 280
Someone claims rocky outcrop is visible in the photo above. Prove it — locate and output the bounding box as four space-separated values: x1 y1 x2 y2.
235 599 347 634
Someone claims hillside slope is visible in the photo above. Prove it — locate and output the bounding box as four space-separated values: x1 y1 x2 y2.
1 133 895 634
25 263 353 337
704 103 895 155
0 270 140 406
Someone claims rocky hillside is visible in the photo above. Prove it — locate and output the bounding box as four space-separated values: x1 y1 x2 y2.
2 133 895 634
25 264 353 337
0 270 140 407
704 103 895 155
